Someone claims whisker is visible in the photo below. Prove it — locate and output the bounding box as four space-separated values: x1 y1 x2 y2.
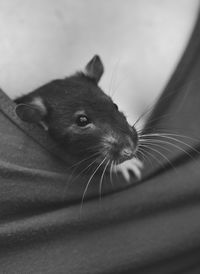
69 151 100 169
62 156 99 200
140 134 200 154
139 144 176 171
139 139 174 153
139 138 195 160
108 58 121 98
136 113 176 128
138 145 164 168
133 107 155 127
69 157 99 185
112 161 117 178
80 157 107 214
133 94 176 128
140 132 200 142
136 147 152 166
109 161 114 187
99 159 110 201
134 79 197 129
66 152 100 184
113 160 120 181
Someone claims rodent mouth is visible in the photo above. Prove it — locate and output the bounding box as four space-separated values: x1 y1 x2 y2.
99 133 138 165
100 143 138 165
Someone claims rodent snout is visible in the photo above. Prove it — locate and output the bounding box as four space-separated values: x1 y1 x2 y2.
101 133 137 163
109 143 136 163
120 147 134 160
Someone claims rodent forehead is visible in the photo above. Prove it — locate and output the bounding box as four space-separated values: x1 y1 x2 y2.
48 77 132 133
65 98 115 121
56 90 113 115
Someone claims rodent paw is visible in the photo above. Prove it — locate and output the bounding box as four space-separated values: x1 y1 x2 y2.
115 158 143 182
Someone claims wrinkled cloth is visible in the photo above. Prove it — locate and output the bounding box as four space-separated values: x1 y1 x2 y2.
1 11 200 274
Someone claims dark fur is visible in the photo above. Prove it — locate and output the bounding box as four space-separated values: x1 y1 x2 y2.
15 56 138 166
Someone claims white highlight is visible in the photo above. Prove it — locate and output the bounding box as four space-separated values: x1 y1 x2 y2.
103 134 117 144
31 97 47 115
115 157 143 181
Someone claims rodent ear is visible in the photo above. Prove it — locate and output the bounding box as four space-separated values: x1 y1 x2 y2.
84 55 104 83
15 101 47 125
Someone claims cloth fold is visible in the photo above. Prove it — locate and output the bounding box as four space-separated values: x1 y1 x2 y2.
0 10 200 274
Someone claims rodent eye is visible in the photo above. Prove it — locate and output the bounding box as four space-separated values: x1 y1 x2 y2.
76 115 90 127
114 103 118 110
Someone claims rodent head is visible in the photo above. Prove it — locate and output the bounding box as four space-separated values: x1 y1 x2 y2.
15 55 138 167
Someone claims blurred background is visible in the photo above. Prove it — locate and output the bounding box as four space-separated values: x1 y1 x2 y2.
0 0 199 126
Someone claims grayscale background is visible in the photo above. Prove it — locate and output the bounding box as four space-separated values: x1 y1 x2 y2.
0 0 198 126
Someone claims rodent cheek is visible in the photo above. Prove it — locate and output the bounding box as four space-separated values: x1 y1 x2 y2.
59 124 102 155
100 133 122 160
100 132 138 163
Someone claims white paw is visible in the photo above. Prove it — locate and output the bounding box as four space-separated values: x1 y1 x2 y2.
115 157 143 182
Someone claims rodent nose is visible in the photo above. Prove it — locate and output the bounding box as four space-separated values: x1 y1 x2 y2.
121 147 134 160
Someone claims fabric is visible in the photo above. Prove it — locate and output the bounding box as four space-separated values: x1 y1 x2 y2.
0 11 200 274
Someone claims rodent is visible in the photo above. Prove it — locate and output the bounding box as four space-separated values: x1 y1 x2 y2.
14 55 143 181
